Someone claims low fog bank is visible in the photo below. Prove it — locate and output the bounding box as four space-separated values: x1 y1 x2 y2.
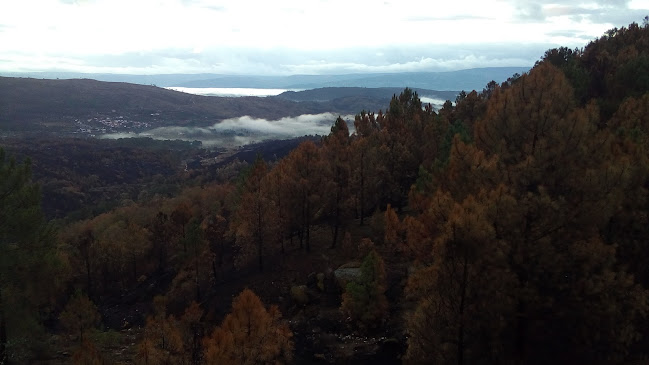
101 112 354 147
419 96 447 109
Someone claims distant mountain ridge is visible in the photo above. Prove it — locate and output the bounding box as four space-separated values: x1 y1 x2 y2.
0 67 530 92
171 67 530 91
0 77 419 135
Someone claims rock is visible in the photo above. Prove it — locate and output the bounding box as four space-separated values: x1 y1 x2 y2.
316 272 325 291
290 285 309 306
339 261 362 269
334 262 362 288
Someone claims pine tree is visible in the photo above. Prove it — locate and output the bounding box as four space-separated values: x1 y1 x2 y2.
322 117 352 248
341 250 388 328
60 292 101 344
203 289 293 365
233 157 276 271
0 148 59 363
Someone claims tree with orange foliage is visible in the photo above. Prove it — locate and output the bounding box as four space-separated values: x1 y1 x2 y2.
263 160 293 254
60 292 101 344
65 220 96 299
203 213 228 283
150 211 173 273
283 141 322 252
233 157 277 271
405 193 514 365
71 339 107 365
135 296 183 365
321 117 353 248
171 202 192 252
179 301 204 365
383 204 403 249
605 94 649 287
404 62 649 364
203 289 293 365
349 136 369 225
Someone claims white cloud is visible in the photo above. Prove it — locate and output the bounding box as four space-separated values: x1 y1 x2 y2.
211 113 352 137
419 97 447 108
629 0 649 9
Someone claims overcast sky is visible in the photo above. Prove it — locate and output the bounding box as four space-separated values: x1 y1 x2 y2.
1 0 648 75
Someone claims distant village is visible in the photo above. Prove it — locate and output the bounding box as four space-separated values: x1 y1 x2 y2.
72 111 158 136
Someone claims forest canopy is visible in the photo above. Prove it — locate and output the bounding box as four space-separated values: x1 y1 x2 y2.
1 18 649 365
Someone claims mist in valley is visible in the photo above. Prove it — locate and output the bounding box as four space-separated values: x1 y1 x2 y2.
101 112 355 147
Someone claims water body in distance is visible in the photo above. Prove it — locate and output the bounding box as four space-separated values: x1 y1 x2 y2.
165 87 300 97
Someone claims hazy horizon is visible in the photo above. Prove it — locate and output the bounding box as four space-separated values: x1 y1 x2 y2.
1 1 647 76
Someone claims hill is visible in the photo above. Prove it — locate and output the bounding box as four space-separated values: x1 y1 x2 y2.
173 67 530 91
0 77 392 136
1 67 530 91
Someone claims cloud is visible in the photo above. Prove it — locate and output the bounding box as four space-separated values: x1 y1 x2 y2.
506 0 640 22
1 0 646 75
0 44 546 75
419 97 448 109
211 113 352 137
405 15 493 21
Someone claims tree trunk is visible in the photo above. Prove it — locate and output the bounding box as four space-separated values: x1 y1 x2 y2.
192 327 200 365
458 248 469 365
331 185 342 249
133 256 137 282
195 246 201 302
257 198 264 272
331 222 339 249
360 152 365 226
212 260 219 287
85 258 92 300
158 242 167 273
305 201 311 253
182 224 187 253
0 283 7 365
514 301 527 365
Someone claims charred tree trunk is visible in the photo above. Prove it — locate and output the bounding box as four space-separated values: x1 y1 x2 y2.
0 282 7 365
360 151 365 226
305 200 311 253
257 193 264 272
85 257 92 300
458 248 469 365
331 183 342 249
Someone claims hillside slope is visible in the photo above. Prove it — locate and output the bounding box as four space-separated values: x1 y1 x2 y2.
0 77 389 134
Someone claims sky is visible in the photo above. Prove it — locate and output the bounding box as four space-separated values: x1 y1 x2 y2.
1 0 648 75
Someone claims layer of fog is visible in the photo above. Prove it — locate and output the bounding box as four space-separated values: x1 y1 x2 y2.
101 112 354 147
166 87 296 97
419 96 447 109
